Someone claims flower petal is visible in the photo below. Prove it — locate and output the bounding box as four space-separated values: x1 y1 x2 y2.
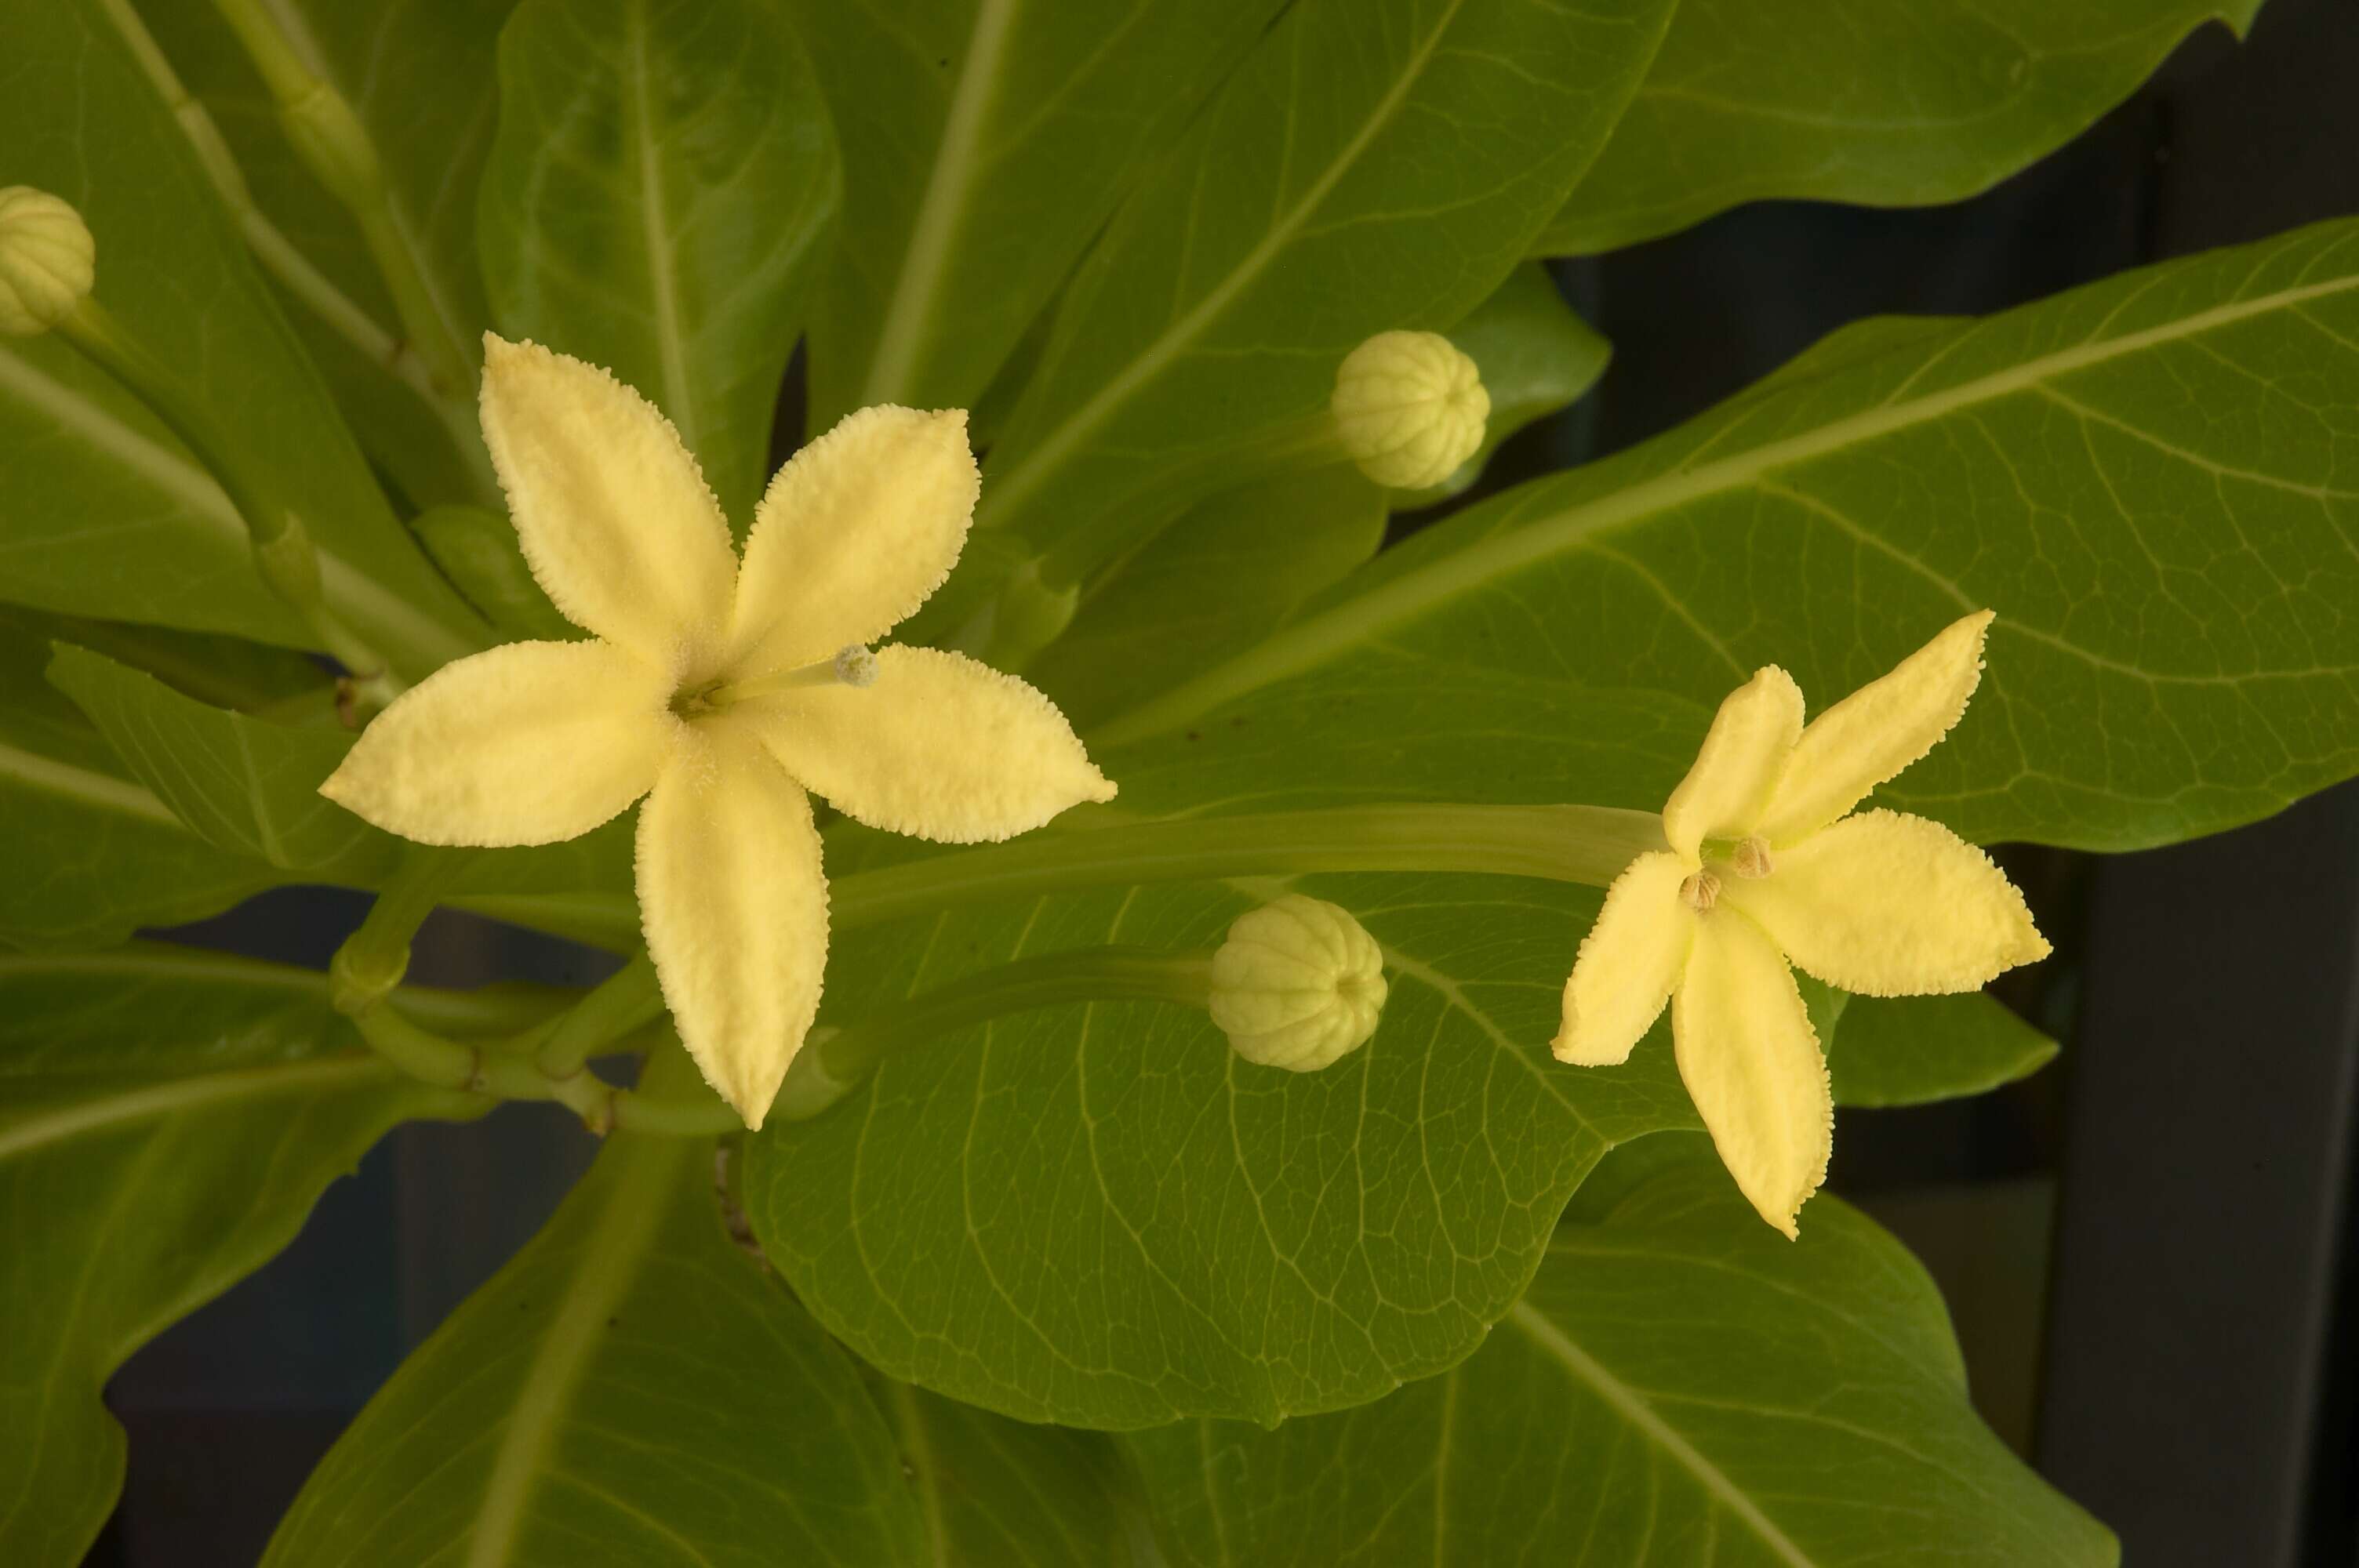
1661 666 1803 865
636 724 828 1129
729 406 979 676
739 644 1114 843
1720 808 2049 996
1552 851 1693 1066
322 640 668 846
1672 913 1831 1238
478 335 739 666
1755 610 1993 845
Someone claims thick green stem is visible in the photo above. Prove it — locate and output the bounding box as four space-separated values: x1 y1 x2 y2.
207 0 473 398
776 946 1214 1121
536 949 663 1079
330 845 474 1011
831 803 1667 932
56 298 403 712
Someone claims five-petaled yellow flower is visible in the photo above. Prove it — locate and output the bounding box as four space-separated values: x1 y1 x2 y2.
324 336 1116 1127
1553 611 2048 1236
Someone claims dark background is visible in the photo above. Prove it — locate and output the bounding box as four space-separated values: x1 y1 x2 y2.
88 0 2359 1560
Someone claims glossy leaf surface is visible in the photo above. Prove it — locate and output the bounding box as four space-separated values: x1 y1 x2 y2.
481 0 841 519
0 946 482 1566
1539 0 2263 256
1128 1158 2116 1566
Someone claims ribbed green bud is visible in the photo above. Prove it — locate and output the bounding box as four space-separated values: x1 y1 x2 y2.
1209 895 1388 1072
0 187 96 336
1329 329 1488 490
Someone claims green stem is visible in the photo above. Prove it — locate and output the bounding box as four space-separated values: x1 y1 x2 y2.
95 0 493 504
831 803 1666 932
536 949 663 1079
56 298 403 711
330 845 474 1011
208 0 473 399
776 946 1213 1121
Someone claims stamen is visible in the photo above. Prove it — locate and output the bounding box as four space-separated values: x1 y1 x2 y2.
703 646 881 710
1677 869 1721 913
1729 836 1774 880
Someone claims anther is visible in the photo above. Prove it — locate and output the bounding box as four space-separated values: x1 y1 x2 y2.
834 644 878 688
1677 869 1721 913
1729 836 1774 880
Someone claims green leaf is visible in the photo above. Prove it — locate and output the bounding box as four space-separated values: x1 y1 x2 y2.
48 642 396 878
0 0 486 673
1538 0 2262 256
1125 1158 2116 1566
134 0 514 506
1102 217 2359 852
264 1059 926 1568
481 0 841 518
747 865 1702 1430
0 625 281 949
0 604 332 713
1829 991 2060 1109
791 0 1285 426
1406 261 1610 502
412 503 575 642
974 0 1677 557
0 945 484 1566
1030 467 1387 728
871 1374 1150 1566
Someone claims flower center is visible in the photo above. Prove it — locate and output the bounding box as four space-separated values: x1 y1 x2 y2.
1728 835 1774 880
1677 868 1721 912
672 643 877 719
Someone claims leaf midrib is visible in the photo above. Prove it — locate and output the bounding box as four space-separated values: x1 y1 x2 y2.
461 1132 685 1568
1504 1300 1816 1568
860 0 1018 407
1102 249 2359 742
980 0 1470 529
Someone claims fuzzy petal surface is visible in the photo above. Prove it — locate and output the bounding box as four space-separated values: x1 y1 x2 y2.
740 644 1114 843
635 724 828 1129
321 640 668 846
1552 851 1692 1066
1672 912 1832 1238
730 406 979 676
1756 611 1992 845
1721 808 2050 996
478 335 738 667
1661 666 1803 865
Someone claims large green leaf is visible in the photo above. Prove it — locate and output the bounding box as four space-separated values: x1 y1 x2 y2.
1127 1156 2116 1566
1827 991 2059 1109
0 624 280 949
1100 218 2359 852
48 642 395 878
0 946 487 1566
480 0 841 519
747 861 1703 1430
264 1056 926 1568
1030 466 1388 728
1537 0 2263 256
973 0 1677 558
0 0 485 674
791 0 1282 426
133 0 514 506
871 1374 1150 1566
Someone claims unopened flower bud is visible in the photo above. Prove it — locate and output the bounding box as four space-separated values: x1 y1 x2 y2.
0 187 95 336
1209 895 1387 1072
1330 329 1488 490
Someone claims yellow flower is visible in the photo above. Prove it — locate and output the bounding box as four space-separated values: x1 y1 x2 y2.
324 336 1116 1127
1552 611 2048 1236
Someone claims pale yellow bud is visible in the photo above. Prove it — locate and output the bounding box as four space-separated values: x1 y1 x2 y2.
0 187 95 336
1329 329 1488 490
1209 895 1387 1072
